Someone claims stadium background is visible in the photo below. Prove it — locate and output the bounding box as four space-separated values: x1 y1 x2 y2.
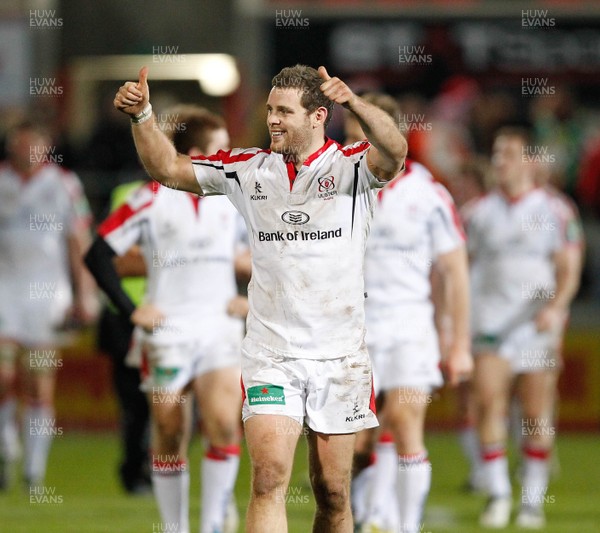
1 0 599 531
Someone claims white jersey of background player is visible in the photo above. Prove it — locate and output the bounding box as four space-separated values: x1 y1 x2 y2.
463 127 582 530
99 182 246 348
345 93 472 533
464 179 579 371
0 121 95 489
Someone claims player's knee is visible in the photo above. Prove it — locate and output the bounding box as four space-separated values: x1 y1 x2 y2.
251 459 289 498
210 414 240 444
311 476 349 513
154 417 184 446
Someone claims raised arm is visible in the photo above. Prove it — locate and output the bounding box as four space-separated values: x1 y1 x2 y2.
113 67 201 194
318 66 407 181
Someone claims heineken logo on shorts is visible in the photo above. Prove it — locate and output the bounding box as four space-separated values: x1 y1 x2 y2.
247 384 286 405
153 367 179 384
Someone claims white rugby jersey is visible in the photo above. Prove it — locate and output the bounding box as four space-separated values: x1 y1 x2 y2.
0 162 91 314
191 138 384 359
364 160 465 332
98 182 246 344
463 186 581 336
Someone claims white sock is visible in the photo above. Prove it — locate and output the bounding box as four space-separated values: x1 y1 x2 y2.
351 461 375 524
397 450 431 533
200 445 241 533
521 446 551 510
365 438 399 529
459 425 482 486
0 397 20 461
481 444 511 498
23 404 54 484
152 458 190 533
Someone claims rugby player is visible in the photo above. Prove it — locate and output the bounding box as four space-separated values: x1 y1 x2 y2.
112 64 406 533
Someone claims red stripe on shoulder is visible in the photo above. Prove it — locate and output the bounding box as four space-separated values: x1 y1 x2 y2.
339 140 370 157
377 158 414 202
97 189 155 237
192 149 270 165
433 183 466 241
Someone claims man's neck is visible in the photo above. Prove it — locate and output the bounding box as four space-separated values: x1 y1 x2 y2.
293 136 328 170
499 177 535 201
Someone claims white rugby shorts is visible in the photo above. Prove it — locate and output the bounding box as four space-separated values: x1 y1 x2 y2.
240 338 378 434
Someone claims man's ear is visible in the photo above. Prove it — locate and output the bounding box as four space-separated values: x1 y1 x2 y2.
313 106 329 128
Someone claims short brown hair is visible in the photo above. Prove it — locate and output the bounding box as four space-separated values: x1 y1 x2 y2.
272 64 335 127
164 105 226 154
493 125 532 148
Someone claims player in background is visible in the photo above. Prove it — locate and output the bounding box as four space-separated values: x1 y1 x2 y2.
85 106 249 533
464 127 583 529
345 94 473 533
505 145 585 484
0 120 97 489
113 64 406 533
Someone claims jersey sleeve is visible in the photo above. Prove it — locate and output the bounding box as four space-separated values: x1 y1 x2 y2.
558 198 584 249
192 148 265 197
341 141 387 190
429 183 466 257
97 183 154 255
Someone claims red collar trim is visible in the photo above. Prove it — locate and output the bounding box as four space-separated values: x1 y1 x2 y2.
286 138 334 191
302 137 335 167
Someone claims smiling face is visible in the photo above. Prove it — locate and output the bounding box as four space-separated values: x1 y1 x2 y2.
266 87 320 161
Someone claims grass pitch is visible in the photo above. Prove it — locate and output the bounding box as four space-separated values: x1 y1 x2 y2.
1 432 599 532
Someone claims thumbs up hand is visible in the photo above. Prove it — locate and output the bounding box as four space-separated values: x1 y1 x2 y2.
114 66 151 116
318 66 356 108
